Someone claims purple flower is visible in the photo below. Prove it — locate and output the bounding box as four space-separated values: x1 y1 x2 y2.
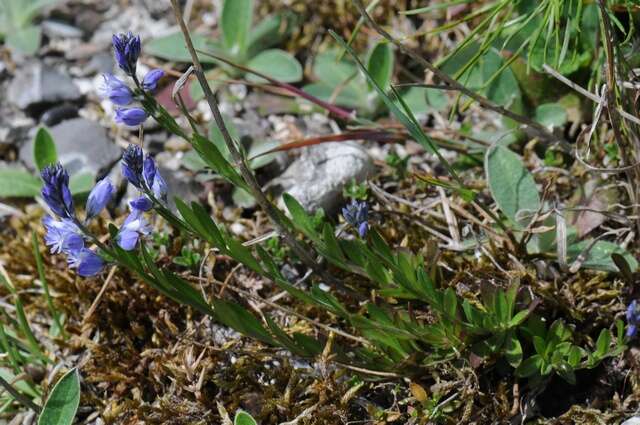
627 300 640 338
41 163 74 219
43 215 83 254
342 199 369 238
129 196 153 212
143 155 156 188
100 74 133 106
67 248 104 277
115 107 147 126
142 69 164 91
85 178 114 219
121 144 144 188
117 210 151 251
112 32 141 76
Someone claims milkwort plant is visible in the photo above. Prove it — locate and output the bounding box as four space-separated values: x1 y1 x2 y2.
40 145 167 276
39 26 629 384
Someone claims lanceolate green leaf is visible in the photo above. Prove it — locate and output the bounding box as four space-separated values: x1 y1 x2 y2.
221 0 254 58
366 41 394 90
211 299 274 345
331 31 463 186
38 369 80 425
33 127 57 171
146 31 218 63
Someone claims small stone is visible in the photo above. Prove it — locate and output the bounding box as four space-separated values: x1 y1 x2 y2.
271 142 374 214
8 63 82 113
40 104 79 126
82 52 114 76
19 118 120 175
41 20 84 39
74 9 104 35
0 112 35 151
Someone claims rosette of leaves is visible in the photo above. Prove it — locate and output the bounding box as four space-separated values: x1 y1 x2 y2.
0 0 59 55
146 0 303 97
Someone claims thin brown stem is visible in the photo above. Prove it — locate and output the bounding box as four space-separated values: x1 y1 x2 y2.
168 0 355 296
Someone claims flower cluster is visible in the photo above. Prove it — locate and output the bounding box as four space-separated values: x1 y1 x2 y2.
100 32 164 127
627 300 640 338
117 144 167 249
342 199 369 238
41 164 113 276
41 146 167 277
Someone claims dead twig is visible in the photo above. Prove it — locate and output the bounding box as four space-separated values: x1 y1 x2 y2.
82 265 117 324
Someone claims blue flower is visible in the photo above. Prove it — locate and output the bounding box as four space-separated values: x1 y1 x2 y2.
117 210 151 251
129 196 153 212
43 215 83 254
100 74 133 106
67 248 105 277
112 32 141 76
627 300 640 338
142 69 164 91
151 171 168 202
115 107 147 126
143 155 156 188
85 178 114 219
121 145 144 188
342 199 369 238
41 163 75 219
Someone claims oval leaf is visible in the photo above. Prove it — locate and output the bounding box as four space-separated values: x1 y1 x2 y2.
567 240 638 272
0 168 41 198
33 128 57 171
234 410 258 425
246 49 302 83
366 41 394 90
485 145 540 228
535 103 567 129
38 368 80 425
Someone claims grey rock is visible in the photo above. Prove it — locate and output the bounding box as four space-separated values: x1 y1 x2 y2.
84 53 114 76
20 118 120 175
8 63 82 112
40 104 79 126
41 20 84 39
0 110 35 151
622 418 640 425
271 142 373 213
